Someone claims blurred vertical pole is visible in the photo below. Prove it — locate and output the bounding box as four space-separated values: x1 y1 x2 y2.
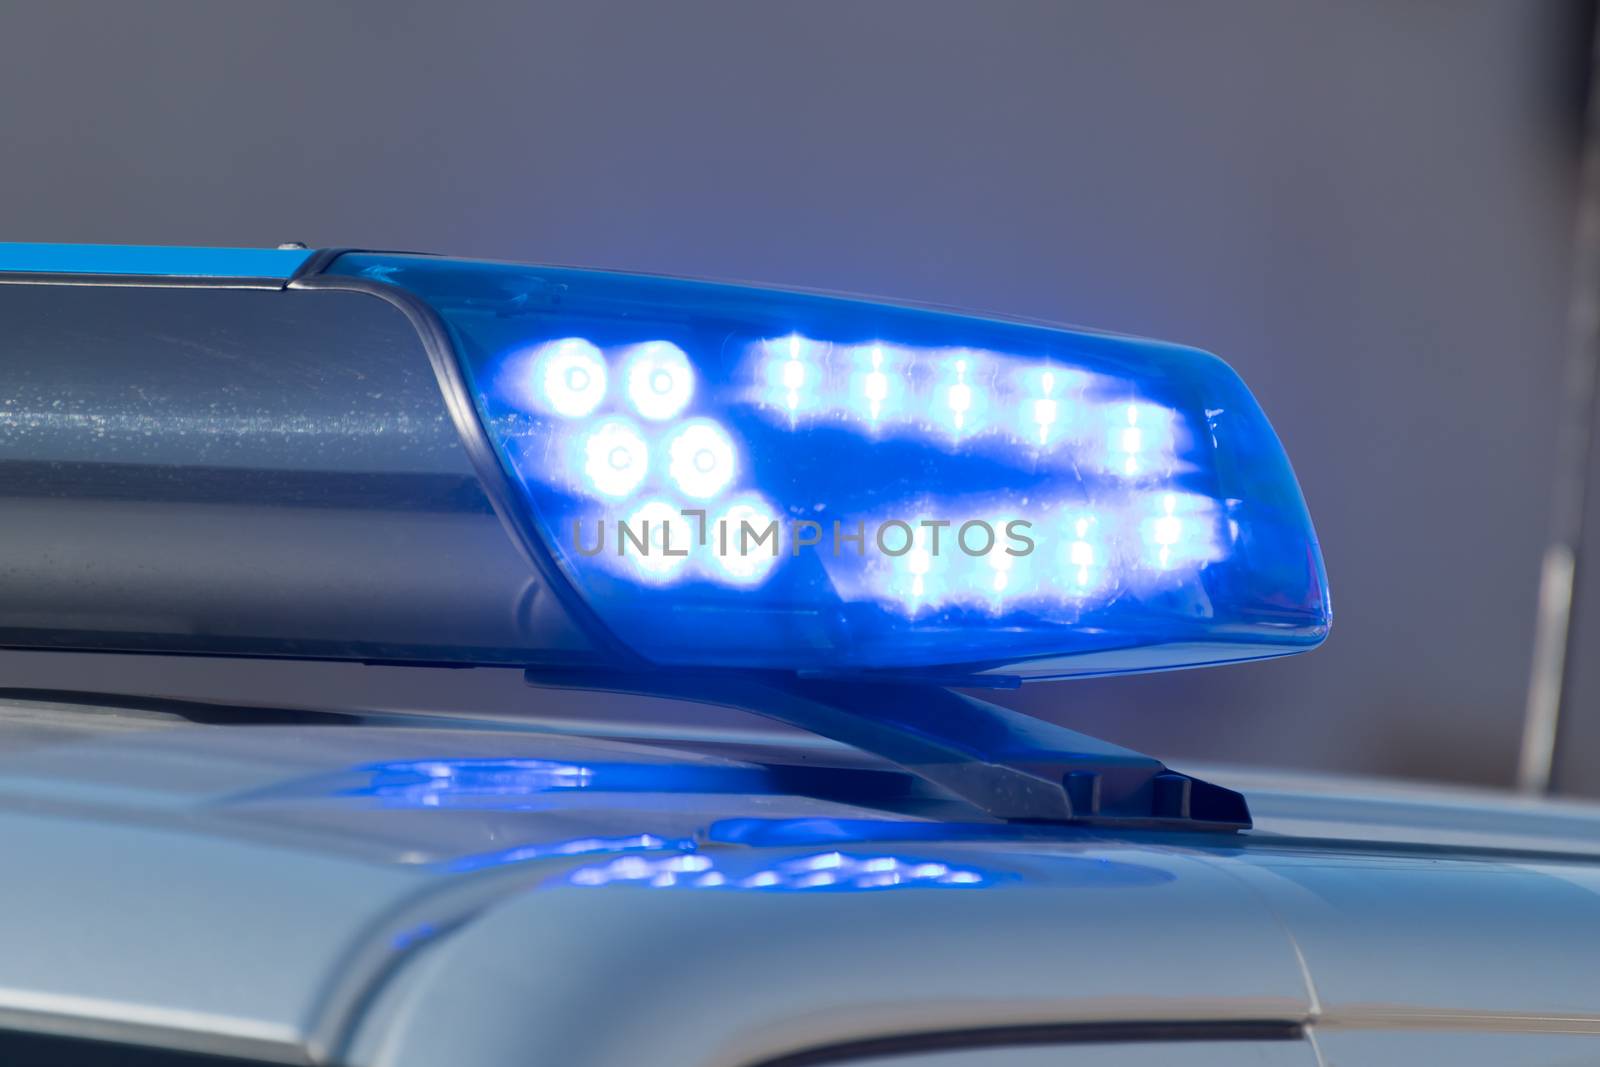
1519 8 1600 794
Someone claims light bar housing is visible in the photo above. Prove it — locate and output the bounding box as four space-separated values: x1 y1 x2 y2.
0 244 1327 681
331 253 1329 680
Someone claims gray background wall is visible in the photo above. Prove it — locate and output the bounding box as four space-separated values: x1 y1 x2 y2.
0 1 1592 791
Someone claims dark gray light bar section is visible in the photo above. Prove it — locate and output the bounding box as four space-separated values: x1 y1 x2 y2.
0 282 594 664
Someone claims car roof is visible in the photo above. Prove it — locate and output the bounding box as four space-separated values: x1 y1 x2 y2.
3 696 1598 1066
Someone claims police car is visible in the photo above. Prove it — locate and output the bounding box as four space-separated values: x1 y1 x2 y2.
0 243 1593 1067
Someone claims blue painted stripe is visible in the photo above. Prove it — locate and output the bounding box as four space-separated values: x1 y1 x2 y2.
0 243 313 278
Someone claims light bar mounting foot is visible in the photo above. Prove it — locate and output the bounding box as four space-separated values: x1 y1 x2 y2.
523 669 1250 831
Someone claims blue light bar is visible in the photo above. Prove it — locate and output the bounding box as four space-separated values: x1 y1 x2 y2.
0 242 311 278
333 254 1330 679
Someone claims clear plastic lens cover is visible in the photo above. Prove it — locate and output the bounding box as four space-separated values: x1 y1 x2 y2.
335 254 1330 678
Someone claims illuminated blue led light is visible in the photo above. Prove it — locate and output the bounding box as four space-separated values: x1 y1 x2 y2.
529 338 607 417
335 254 1330 678
708 496 780 586
1101 400 1179 477
858 509 1043 613
761 334 827 418
863 518 954 613
622 341 695 420
1030 378 1060 443
1061 512 1106 596
580 418 649 498
903 536 937 608
933 351 992 438
1015 365 1089 449
1138 491 1222 570
844 494 1223 612
559 850 997 891
622 499 694 583
844 343 909 429
975 519 1035 608
666 419 737 500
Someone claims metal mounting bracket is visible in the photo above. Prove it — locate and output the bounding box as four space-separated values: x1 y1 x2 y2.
524 669 1250 831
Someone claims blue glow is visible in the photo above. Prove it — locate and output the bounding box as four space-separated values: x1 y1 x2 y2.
622 341 695 420
579 418 649 498
343 759 790 809
390 923 439 951
351 759 594 807
666 419 737 499
334 254 1331 679
559 850 998 892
